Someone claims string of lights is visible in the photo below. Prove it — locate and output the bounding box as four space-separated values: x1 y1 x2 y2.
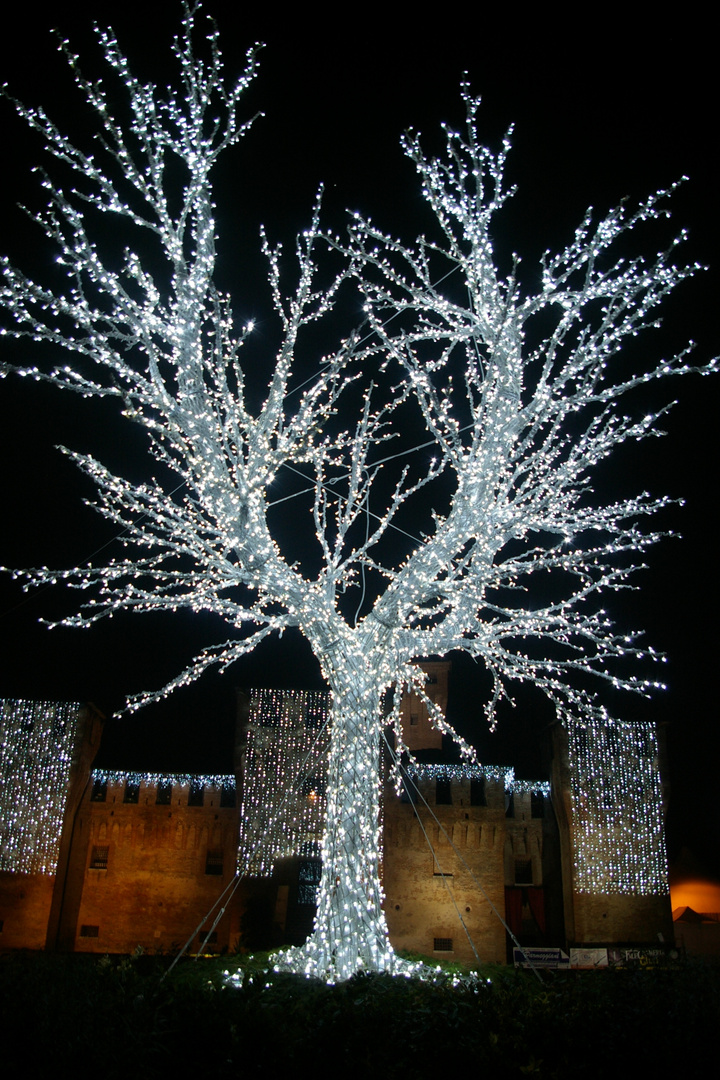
405 762 550 797
566 717 669 895
0 699 83 874
91 769 234 792
238 689 330 876
0 7 710 978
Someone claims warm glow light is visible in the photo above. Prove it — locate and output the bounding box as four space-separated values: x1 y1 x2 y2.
670 877 720 915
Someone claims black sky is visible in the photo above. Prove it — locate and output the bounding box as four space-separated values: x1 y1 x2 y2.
0 4 717 873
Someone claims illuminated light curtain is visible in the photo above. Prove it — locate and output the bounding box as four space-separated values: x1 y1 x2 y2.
238 689 330 877
566 717 669 895
0 699 82 875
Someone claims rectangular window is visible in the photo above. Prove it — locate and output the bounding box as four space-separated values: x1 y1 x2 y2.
470 778 486 806
531 792 545 819
515 859 533 885
220 784 236 808
298 883 319 905
80 925 99 938
90 845 109 870
434 937 453 952
436 778 452 805
123 781 140 804
205 850 223 875
91 778 107 802
188 780 204 806
156 781 172 805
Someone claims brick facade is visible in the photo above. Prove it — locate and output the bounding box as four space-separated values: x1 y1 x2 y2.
0 679 673 960
62 775 241 954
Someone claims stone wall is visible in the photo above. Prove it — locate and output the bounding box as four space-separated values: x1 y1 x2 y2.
383 774 509 964
64 776 241 955
398 661 449 754
0 872 56 949
572 893 673 945
1 690 675 960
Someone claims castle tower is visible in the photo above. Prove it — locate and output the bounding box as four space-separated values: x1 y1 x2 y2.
0 700 103 950
551 717 673 948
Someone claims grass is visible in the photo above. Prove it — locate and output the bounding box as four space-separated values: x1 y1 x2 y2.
1 948 717 1077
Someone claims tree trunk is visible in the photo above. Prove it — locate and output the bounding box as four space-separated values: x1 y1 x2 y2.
275 642 399 980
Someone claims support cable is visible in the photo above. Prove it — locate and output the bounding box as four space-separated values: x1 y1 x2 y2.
383 732 544 983
161 704 334 981
160 869 244 982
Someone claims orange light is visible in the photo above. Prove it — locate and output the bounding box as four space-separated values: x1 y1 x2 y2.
671 876 720 916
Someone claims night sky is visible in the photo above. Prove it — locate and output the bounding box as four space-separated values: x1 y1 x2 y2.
1 5 717 878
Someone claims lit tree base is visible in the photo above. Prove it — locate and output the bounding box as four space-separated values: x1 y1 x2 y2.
268 939 423 983
225 940 459 986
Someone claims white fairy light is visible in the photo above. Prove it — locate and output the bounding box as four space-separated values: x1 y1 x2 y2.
238 689 330 876
406 762 550 797
91 769 234 793
0 699 84 874
1 8 713 979
565 717 669 895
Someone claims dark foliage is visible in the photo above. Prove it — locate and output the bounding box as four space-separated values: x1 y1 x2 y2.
1 950 717 1077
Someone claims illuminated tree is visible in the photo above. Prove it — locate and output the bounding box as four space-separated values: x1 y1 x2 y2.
1 9 714 980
